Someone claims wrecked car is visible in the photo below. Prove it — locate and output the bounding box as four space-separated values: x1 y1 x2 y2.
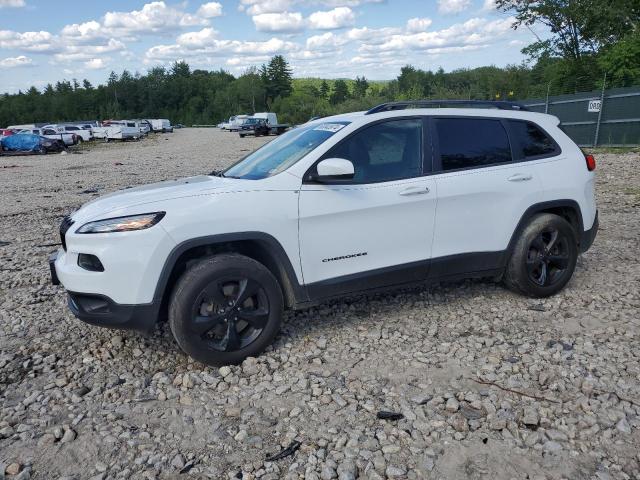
1 133 66 153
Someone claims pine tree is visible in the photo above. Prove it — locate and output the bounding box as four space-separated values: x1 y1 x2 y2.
330 79 350 104
353 76 369 98
264 55 293 101
319 80 330 98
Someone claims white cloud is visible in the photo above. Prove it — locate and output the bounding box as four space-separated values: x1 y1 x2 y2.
252 12 305 32
84 58 106 69
438 0 472 14
406 17 432 33
53 38 126 63
0 30 58 52
482 0 498 11
176 28 218 48
312 0 384 6
196 2 223 18
0 55 32 68
145 31 300 65
306 32 345 50
308 7 355 29
241 0 293 15
103 1 207 35
0 0 25 7
345 26 400 43
358 17 515 54
60 21 107 43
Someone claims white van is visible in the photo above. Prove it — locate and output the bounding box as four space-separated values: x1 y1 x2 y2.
150 119 173 133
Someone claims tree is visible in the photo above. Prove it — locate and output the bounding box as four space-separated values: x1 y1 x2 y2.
233 67 266 113
171 61 190 77
353 76 369 98
599 31 640 87
264 55 293 101
330 79 350 104
319 80 330 98
496 0 639 61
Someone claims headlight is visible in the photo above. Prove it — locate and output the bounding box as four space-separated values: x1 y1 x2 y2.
76 212 165 234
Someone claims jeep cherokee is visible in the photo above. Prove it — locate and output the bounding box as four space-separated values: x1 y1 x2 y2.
50 101 598 366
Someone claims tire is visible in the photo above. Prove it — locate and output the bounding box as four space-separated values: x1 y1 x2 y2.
169 253 283 366
239 134 245 138
76 137 83 145
504 213 578 297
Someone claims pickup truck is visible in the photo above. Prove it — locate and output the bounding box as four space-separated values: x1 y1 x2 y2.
222 115 250 131
44 124 92 143
238 113 289 137
17 128 77 146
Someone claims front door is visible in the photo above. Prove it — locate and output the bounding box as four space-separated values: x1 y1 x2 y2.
298 118 437 298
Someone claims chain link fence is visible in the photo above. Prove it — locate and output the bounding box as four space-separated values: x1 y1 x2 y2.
521 76 640 147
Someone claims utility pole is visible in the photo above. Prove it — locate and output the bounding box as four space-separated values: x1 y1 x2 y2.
593 72 607 147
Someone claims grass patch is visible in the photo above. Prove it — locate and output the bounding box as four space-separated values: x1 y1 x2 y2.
584 146 640 154
624 187 640 203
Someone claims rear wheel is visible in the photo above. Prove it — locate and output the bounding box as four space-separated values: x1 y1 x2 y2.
169 254 283 366
504 213 578 297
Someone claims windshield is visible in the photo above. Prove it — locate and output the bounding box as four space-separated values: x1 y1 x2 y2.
222 121 350 180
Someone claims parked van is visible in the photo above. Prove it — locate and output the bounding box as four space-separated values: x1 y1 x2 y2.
150 119 173 133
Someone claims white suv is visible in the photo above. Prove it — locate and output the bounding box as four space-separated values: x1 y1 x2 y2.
50 101 598 366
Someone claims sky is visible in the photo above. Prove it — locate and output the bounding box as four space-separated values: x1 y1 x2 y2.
0 0 542 94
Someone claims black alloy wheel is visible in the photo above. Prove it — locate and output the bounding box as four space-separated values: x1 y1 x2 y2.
504 213 578 297
191 277 269 352
526 228 571 287
169 254 283 366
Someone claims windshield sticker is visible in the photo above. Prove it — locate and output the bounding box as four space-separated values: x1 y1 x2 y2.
313 123 345 133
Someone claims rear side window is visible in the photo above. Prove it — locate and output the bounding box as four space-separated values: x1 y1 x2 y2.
434 118 511 171
508 120 558 159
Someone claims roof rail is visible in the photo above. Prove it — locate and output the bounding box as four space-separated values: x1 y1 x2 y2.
365 100 529 115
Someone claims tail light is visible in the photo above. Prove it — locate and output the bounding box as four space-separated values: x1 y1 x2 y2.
585 154 596 171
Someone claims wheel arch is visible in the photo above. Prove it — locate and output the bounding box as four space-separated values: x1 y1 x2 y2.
507 200 584 257
154 232 307 315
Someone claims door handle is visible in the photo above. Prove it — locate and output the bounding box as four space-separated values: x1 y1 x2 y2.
508 173 533 182
399 186 430 196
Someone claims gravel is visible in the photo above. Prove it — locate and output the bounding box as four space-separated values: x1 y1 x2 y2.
1 130 639 479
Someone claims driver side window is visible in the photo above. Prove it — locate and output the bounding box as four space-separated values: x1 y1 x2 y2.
323 119 423 184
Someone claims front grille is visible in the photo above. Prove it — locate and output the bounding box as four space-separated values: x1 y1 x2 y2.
60 216 74 251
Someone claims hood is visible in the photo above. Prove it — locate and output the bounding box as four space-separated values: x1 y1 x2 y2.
72 175 237 222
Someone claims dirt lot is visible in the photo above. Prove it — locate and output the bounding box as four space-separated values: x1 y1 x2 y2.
0 129 639 480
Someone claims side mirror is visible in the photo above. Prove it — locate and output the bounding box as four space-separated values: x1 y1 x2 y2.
313 158 355 182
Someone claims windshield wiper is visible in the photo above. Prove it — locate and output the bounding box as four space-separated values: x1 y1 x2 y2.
209 170 225 177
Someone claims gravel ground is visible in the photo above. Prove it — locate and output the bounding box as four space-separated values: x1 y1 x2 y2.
1 130 639 480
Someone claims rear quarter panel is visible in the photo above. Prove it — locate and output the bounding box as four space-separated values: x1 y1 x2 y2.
534 124 597 231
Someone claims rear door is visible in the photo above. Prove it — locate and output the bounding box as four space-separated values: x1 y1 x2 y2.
298 118 437 296
429 116 545 275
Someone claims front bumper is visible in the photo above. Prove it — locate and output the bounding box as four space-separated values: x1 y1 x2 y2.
67 291 159 333
49 251 160 334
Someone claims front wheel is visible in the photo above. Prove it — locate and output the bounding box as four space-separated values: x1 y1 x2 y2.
504 213 578 297
169 254 283 366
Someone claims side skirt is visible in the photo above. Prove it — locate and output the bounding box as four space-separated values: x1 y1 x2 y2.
301 251 505 306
